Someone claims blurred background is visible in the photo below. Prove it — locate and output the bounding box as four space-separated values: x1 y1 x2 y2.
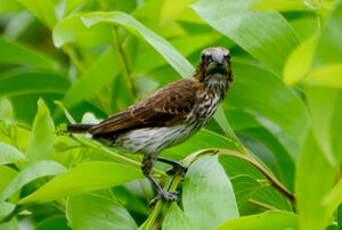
0 0 341 229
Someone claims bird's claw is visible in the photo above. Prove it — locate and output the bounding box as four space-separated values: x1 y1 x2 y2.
166 164 187 176
149 191 179 207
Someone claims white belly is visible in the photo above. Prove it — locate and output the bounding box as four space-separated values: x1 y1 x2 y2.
112 92 221 155
113 124 195 154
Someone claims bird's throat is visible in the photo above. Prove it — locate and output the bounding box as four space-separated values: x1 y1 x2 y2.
203 73 230 99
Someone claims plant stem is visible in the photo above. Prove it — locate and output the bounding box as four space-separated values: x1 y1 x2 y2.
248 199 279 211
62 45 86 73
113 26 137 98
209 148 295 202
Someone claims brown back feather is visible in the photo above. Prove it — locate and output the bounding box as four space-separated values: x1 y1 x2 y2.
89 77 199 135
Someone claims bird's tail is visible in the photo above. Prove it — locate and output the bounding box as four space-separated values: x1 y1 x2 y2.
68 124 95 133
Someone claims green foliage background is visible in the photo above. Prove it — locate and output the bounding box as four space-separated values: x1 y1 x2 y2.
0 0 341 229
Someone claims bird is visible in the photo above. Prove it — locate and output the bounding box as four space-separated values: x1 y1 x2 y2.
68 47 233 206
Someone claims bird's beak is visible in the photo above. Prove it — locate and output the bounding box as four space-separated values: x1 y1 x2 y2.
206 62 228 75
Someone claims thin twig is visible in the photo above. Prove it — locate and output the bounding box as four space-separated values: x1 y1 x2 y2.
210 148 295 202
113 26 137 97
62 45 86 73
248 199 279 211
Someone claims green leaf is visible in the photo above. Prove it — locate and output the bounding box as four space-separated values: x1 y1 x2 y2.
251 0 311 11
81 11 195 77
0 201 15 219
0 71 70 98
0 98 14 123
324 179 342 219
304 64 342 88
67 193 137 230
0 160 66 201
24 99 55 163
295 130 336 230
284 36 317 85
62 48 122 109
36 216 71 230
16 0 57 29
0 0 23 14
64 0 87 15
183 156 239 230
0 218 20 230
230 175 263 211
0 142 25 165
213 105 241 146
164 129 236 159
52 15 113 48
314 2 342 67
216 211 298 230
162 203 196 230
219 155 292 211
192 0 299 74
0 38 56 69
19 161 143 204
133 33 216 73
0 166 18 193
307 87 338 165
229 62 309 160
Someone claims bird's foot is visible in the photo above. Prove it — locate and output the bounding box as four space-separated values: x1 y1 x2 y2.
149 191 179 207
166 164 188 176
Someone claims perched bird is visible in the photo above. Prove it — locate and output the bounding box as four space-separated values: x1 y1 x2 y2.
68 47 233 205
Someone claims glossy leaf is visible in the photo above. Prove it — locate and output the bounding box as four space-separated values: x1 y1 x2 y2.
133 33 216 73
183 156 239 230
164 129 236 159
217 211 298 230
19 161 143 204
0 142 25 165
304 64 342 88
162 203 196 230
24 99 55 163
0 218 20 230
284 36 316 85
295 130 336 230
0 38 56 69
0 166 18 193
36 216 71 230
229 62 309 160
16 0 57 28
192 0 299 74
81 11 195 77
52 15 113 48
230 175 263 210
251 0 310 11
324 179 342 219
219 155 292 211
307 87 338 165
0 0 23 14
0 71 70 98
0 160 66 201
0 201 15 219
314 1 342 67
0 98 14 123
62 48 122 109
67 193 137 230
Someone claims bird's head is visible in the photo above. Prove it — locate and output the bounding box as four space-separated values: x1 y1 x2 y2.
195 47 232 95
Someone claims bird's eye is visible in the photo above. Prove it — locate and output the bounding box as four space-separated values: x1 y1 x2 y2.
207 55 213 62
225 54 231 61
201 54 206 61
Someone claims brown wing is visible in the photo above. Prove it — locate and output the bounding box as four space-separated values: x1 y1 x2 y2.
89 77 198 135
